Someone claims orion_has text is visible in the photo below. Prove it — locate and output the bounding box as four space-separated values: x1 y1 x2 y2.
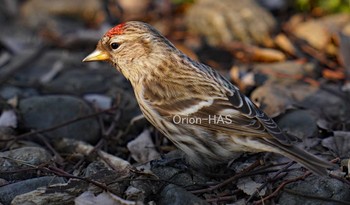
172 114 233 125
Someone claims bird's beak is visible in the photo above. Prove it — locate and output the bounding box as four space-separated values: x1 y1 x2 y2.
82 49 109 62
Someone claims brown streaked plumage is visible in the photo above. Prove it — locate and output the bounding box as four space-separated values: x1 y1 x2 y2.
83 21 333 175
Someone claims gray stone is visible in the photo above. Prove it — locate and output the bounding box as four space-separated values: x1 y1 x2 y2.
158 184 209 205
300 87 349 121
0 147 52 180
0 176 65 205
276 109 318 139
0 86 38 99
278 175 350 205
43 68 121 94
85 161 111 177
0 86 21 99
43 68 130 95
19 95 100 143
151 160 208 188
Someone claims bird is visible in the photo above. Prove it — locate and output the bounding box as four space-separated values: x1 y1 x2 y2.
83 21 333 175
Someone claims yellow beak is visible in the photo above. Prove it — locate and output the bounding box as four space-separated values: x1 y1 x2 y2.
82 49 109 62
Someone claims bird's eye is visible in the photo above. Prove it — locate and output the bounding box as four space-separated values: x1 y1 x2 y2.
110 43 119 50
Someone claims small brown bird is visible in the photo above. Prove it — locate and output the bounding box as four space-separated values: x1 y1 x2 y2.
83 21 332 175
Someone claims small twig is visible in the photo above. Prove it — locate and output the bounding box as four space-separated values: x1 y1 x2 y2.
206 195 237 203
329 173 350 186
245 162 292 176
0 156 51 174
44 166 112 191
191 160 261 194
299 44 338 69
246 161 295 203
116 114 145 139
102 113 120 139
281 28 338 70
254 158 339 205
0 156 49 168
205 189 242 203
36 133 64 165
68 138 106 172
253 171 312 205
1 157 115 192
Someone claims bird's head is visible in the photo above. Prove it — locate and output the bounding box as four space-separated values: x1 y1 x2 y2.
83 21 178 83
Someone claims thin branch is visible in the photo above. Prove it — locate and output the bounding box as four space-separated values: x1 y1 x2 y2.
190 160 261 194
36 133 65 165
246 161 295 203
253 172 312 205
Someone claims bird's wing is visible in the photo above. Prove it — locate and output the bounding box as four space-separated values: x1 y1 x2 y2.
177 96 271 137
224 90 300 145
142 75 299 146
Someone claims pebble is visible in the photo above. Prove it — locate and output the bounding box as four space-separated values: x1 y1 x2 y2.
278 175 350 205
158 184 209 205
1 176 65 205
19 95 100 143
43 68 119 94
276 109 319 139
0 147 52 181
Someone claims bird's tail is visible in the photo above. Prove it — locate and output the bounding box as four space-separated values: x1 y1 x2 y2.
263 138 334 176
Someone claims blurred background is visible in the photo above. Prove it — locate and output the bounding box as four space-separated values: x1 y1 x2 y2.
0 0 349 204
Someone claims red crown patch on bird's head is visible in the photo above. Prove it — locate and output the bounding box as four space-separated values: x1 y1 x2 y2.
105 23 126 37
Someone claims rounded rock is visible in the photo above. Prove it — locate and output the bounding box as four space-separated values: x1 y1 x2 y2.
19 95 100 143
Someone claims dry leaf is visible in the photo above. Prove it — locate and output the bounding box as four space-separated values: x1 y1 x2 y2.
322 131 350 158
127 129 160 163
237 177 266 196
56 138 131 171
